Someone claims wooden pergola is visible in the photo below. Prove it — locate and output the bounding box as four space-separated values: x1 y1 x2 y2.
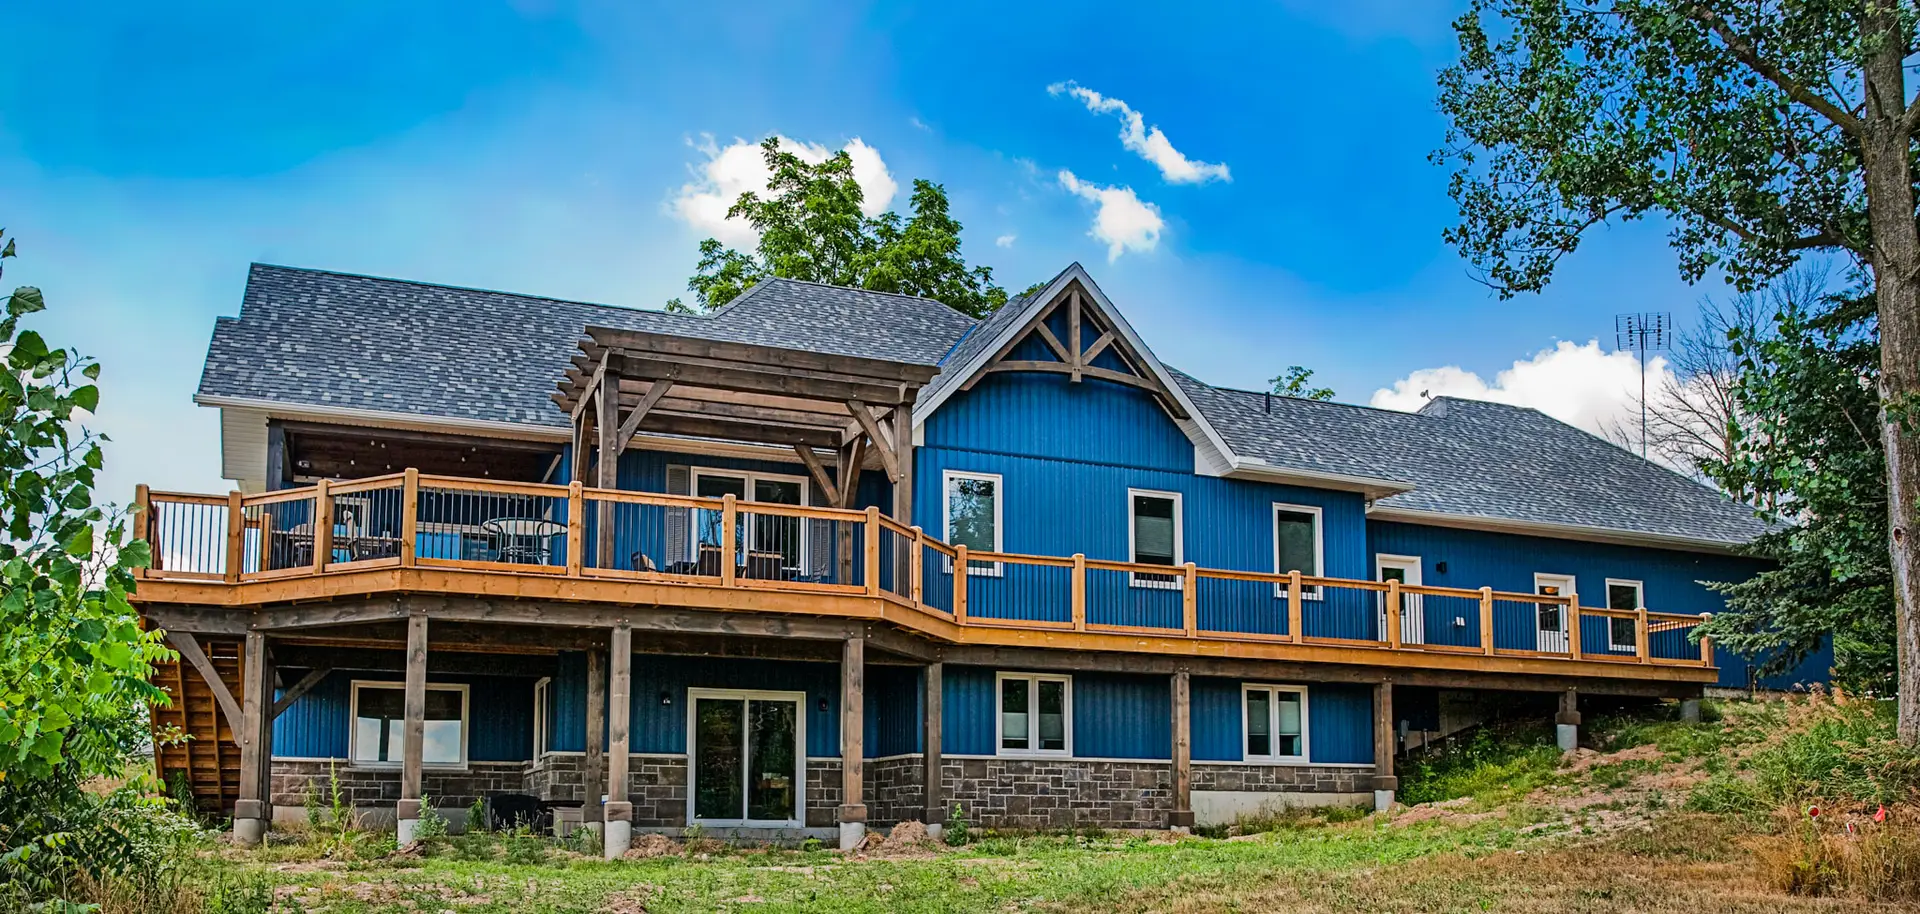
551 327 941 523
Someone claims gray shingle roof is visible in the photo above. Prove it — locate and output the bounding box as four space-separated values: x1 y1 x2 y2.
197 265 976 429
1174 372 1768 546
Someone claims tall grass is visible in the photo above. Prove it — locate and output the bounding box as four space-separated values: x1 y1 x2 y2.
1398 722 1564 807
1688 693 1920 814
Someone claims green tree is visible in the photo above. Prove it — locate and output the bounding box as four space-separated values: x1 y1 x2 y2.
0 228 173 899
671 138 1008 318
1269 366 1335 401
1437 1 1920 741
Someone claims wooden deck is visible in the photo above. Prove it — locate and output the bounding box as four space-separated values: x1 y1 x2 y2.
131 470 1718 686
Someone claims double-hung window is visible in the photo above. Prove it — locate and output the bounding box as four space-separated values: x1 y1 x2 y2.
1128 489 1182 588
943 470 1003 575
350 680 469 768
997 672 1070 756
1243 684 1308 762
1273 504 1324 599
1606 579 1645 651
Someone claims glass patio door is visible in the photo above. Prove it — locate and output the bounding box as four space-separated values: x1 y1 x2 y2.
689 690 803 825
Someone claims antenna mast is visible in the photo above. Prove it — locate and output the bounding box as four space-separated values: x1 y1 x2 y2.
1614 312 1671 459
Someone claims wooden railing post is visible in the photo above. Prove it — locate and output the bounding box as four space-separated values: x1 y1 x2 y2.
400 469 420 567
720 494 738 588
1070 553 1087 631
1181 562 1198 637
1636 605 1650 663
132 484 151 579
1567 599 1583 659
910 526 925 604
1385 579 1403 650
1698 612 1714 667
1287 571 1304 643
224 491 244 583
564 481 584 576
953 545 969 622
312 480 333 574
863 506 881 596
1478 586 1495 655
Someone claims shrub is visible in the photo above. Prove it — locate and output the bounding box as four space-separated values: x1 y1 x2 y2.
1399 723 1563 806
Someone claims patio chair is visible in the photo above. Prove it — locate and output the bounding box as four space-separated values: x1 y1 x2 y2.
628 552 657 573
743 551 785 580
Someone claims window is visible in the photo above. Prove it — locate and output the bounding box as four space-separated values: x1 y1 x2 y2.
1273 504 1324 599
691 469 810 569
532 677 551 759
996 673 1070 756
1243 684 1308 762
943 470 1003 575
1128 489 1182 588
349 681 469 767
1532 573 1575 653
1606 579 1645 651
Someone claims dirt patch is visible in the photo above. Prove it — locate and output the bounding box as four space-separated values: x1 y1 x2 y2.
1391 797 1500 828
624 833 678 859
1564 743 1665 773
602 886 653 913
852 820 945 859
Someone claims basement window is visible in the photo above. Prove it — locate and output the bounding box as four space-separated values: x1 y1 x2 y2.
1243 684 1309 763
997 672 1070 756
349 681 469 768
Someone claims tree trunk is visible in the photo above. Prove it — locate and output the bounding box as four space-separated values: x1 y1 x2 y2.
1860 7 1920 745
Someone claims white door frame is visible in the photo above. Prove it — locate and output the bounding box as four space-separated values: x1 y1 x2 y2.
1375 554 1424 644
685 687 808 828
1532 573 1576 653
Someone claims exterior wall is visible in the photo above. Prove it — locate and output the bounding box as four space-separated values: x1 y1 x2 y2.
270 759 529 813
273 670 539 762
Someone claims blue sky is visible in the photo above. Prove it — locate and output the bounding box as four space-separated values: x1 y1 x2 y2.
0 1 1718 500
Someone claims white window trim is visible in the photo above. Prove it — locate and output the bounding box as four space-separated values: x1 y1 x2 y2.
1532 573 1576 652
689 467 813 567
1604 578 1645 651
1241 683 1311 764
684 687 809 828
347 679 471 770
1127 488 1184 589
942 469 1004 577
1272 503 1325 601
531 676 551 760
1376 553 1424 644
994 672 1073 757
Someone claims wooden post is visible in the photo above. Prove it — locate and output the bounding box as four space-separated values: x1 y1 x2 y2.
890 398 914 524
1636 606 1651 663
132 484 151 578
225 491 244 583
1070 553 1087 631
1287 570 1304 643
397 613 428 843
910 526 925 604
1479 586 1495 656
312 480 333 574
565 481 584 576
1699 612 1714 666
720 494 738 588
840 635 867 850
1181 562 1198 637
953 545 969 623
1556 688 1581 751
399 469 419 567
923 661 945 831
233 631 269 846
1568 598 1583 658
604 625 632 857
596 364 620 570
1169 670 1193 830
863 506 881 596
1371 681 1397 810
584 648 606 833
1386 579 1403 650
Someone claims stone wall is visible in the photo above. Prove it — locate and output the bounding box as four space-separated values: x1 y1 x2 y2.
869 755 926 825
1193 764 1370 794
940 757 1175 830
270 760 530 812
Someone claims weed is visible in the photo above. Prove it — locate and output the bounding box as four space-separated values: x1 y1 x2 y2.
945 802 970 846
412 793 449 843
201 872 275 914
466 796 489 834
1400 723 1563 806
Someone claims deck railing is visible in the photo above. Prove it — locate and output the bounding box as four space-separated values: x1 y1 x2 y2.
133 471 1715 669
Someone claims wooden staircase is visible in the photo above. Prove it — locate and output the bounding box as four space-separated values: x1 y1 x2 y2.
150 638 244 817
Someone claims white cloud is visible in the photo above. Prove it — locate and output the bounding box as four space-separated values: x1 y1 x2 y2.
1058 170 1164 261
670 135 897 246
909 116 931 132
995 233 1017 248
1047 81 1231 184
1369 340 1674 441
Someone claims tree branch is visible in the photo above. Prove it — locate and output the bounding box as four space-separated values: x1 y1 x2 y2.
1690 7 1866 137
1703 214 1854 254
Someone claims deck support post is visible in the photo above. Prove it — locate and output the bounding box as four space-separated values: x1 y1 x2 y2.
603 626 633 859
396 614 428 844
1679 697 1703 723
1170 670 1193 832
234 631 270 846
840 634 867 850
1371 681 1397 811
923 661 945 838
1555 688 1581 751
583 648 606 841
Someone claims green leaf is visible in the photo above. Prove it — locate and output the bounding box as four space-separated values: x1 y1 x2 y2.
70 384 98 413
7 286 44 317
62 523 92 558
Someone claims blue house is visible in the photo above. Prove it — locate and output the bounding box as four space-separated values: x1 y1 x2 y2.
136 262 1795 852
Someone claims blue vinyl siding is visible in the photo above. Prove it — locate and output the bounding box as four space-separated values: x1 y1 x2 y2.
273 671 535 762
1191 679 1374 765
943 666 999 756
869 666 923 757
549 654 843 758
922 372 1194 473
1073 672 1171 759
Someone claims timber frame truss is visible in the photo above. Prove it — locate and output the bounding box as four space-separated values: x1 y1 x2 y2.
963 281 1190 421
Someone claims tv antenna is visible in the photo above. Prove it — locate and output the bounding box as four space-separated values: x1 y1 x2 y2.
1614 312 1671 459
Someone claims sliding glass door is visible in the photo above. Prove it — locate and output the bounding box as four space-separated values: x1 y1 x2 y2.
688 689 805 826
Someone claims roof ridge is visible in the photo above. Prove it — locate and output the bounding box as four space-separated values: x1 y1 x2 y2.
756 275 976 317
1174 371 1436 420
247 262 701 320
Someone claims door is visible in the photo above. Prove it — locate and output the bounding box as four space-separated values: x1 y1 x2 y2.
688 689 805 826
691 471 809 573
1375 555 1425 645
1533 574 1575 654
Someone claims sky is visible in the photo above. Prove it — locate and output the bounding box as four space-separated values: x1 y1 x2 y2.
0 0 1727 502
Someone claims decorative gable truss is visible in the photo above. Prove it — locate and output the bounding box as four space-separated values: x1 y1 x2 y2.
962 282 1190 421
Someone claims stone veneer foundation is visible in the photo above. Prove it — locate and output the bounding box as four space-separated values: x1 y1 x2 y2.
267 755 1370 831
